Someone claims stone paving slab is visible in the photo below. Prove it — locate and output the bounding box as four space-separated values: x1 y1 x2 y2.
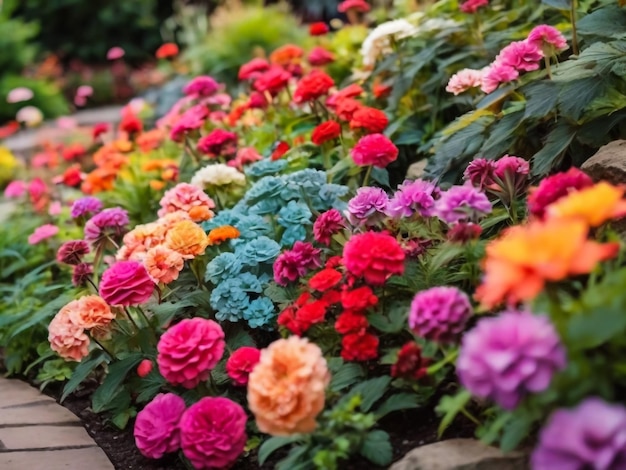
0 377 113 469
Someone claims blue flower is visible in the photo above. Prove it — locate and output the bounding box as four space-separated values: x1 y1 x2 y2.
201 209 241 232
245 158 288 178
244 297 277 329
236 236 281 266
244 176 284 204
210 280 250 322
279 169 326 201
278 200 312 227
281 224 307 247
236 272 264 294
205 252 242 285
317 183 350 210
249 198 282 216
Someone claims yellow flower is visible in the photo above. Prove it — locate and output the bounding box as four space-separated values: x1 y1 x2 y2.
165 220 208 259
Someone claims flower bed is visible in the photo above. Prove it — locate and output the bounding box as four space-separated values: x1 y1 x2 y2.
3 0 626 469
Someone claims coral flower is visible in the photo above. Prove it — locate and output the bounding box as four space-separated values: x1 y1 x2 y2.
144 245 185 284
546 182 626 227
351 133 398 168
28 224 59 245
158 183 215 222
248 337 330 436
349 107 389 134
343 231 405 285
238 58 270 81
155 43 179 59
69 295 115 330
475 219 620 308
270 44 304 66
293 70 335 104
48 312 90 362
446 68 484 95
311 120 341 145
165 220 209 258
207 225 240 245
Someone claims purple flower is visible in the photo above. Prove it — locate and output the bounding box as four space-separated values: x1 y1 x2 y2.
273 241 321 286
408 286 472 343
70 196 103 219
84 207 129 244
532 398 626 470
457 311 566 410
183 76 220 97
346 187 389 226
387 179 438 218
313 209 345 245
134 393 186 459
435 184 492 224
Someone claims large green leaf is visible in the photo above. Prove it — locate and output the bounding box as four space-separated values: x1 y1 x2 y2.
258 436 301 466
339 376 392 412
531 122 577 176
578 5 626 40
329 362 365 392
523 81 558 119
92 354 143 412
61 351 105 402
558 77 609 122
359 430 393 467
375 393 419 418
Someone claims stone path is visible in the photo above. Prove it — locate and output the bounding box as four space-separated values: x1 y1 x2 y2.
0 377 114 470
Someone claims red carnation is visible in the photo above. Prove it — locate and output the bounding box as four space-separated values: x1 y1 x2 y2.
327 84 364 108
253 67 291 95
326 256 343 268
351 133 398 168
226 347 261 386
527 168 594 218
296 299 329 332
92 122 109 139
334 98 363 121
341 286 378 310
119 110 143 135
156 43 179 59
277 306 302 335
308 47 335 66
338 0 371 13
197 129 238 158
309 22 330 36
341 332 379 361
349 107 389 134
311 120 341 146
293 70 335 104
321 289 342 305
62 143 86 161
309 268 343 291
335 310 368 334
391 342 428 380
343 232 405 285
55 164 83 187
239 58 270 81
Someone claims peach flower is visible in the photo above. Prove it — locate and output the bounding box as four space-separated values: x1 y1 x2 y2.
546 182 626 227
165 220 209 259
247 336 330 436
48 302 90 362
68 295 116 330
158 183 215 222
446 68 484 95
117 222 168 261
144 245 185 284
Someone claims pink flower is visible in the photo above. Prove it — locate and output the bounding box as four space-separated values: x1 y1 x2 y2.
157 183 215 221
446 69 484 95
57 240 90 265
7 87 33 103
99 261 154 306
28 224 59 245
527 25 568 52
497 40 543 72
48 201 62 216
4 180 27 198
197 129 238 157
226 347 261 386
313 209 345 245
106 47 125 60
180 397 247 470
183 76 220 97
238 58 270 81
343 231 405 285
137 359 153 377
169 104 208 142
157 318 225 389
351 134 399 168
227 147 263 171
481 63 519 94
459 0 488 13
308 46 335 66
134 393 186 459
338 0 371 12
48 312 90 362
273 242 322 286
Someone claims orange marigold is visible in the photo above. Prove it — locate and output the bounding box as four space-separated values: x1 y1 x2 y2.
475 218 619 308
247 337 330 436
270 44 304 66
208 225 241 245
81 167 117 194
165 220 209 259
144 245 185 284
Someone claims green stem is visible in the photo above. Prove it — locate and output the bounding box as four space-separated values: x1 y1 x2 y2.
460 407 482 426
427 349 459 375
362 165 373 187
544 56 553 80
91 336 115 360
123 306 140 331
570 0 579 55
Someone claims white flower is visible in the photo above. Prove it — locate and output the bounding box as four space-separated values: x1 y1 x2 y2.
420 18 460 32
360 19 418 67
190 164 246 188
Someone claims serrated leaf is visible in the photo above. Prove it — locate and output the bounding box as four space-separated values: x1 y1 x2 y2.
360 430 393 466
578 5 626 39
435 389 472 437
329 362 365 392
61 351 105 402
340 376 392 412
531 122 577 176
522 81 558 119
258 436 301 465
92 354 143 412
559 77 609 121
375 393 419 418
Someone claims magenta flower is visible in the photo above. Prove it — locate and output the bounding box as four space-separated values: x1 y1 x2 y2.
346 187 389 226
4 180 27 198
169 104 208 142
481 63 519 94
273 242 322 286
157 318 225 389
226 347 261 386
497 40 543 72
457 311 566 410
197 129 238 158
493 155 530 197
84 207 129 244
180 397 247 470
527 25 568 52
56 240 90 265
99 261 154 306
72 263 93 287
532 398 626 470
134 393 186 459
459 0 488 13
28 224 59 245
409 286 472 343
106 47 125 60
464 158 496 189
313 209 345 245
387 179 438 218
183 76 220 97
70 196 103 219
435 184 492 224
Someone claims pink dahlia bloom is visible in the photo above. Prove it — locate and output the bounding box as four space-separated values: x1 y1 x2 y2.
169 104 208 142
457 311 566 410
446 68 484 95
273 242 322 286
134 393 186 459
459 0 488 13
157 318 225 388
28 224 59 245
313 209 345 245
350 134 399 168
338 0 371 12
197 129 238 157
409 286 472 343
183 76 219 97
497 40 543 72
527 25 568 52
180 397 247 469
480 63 519 94
527 167 594 218
157 182 215 220
343 231 405 285
226 346 261 386
99 261 154 306
4 180 27 198
238 58 270 81
308 46 335 67
493 155 530 195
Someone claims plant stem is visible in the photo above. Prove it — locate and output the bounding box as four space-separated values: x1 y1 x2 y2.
460 407 482 426
570 0 579 55
123 306 140 331
91 336 115 360
544 56 553 80
362 165 373 187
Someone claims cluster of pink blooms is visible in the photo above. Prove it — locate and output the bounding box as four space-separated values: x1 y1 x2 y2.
157 182 215 222
446 25 568 95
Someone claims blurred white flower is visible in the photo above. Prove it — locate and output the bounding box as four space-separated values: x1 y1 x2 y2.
7 87 34 104
191 164 246 188
16 106 43 126
360 19 418 67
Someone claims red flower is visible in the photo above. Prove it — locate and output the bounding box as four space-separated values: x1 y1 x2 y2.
56 164 83 187
341 286 378 310
527 168 594 218
271 141 291 160
137 359 153 377
309 22 329 36
293 70 334 104
239 58 270 81
309 268 343 291
197 129 238 157
0 121 20 139
373 82 392 99
248 92 269 109
226 347 261 386
326 256 343 269
338 0 371 12
156 43 179 59
296 300 329 331
119 110 143 135
277 306 302 335
391 342 428 380
92 123 109 140
343 232 405 285
351 133 398 168
341 332 379 361
311 121 341 146
62 143 86 161
321 289 342 305
327 84 364 108
349 107 389 134
447 222 483 243
335 310 368 334
334 98 363 121
253 67 291 95
308 47 335 66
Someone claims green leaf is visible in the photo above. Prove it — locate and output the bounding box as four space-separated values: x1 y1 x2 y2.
359 430 393 466
225 328 256 350
110 409 132 429
523 81 558 120
340 376 392 412
329 362 365 392
558 77 609 122
371 167 390 187
375 393 419 418
276 445 313 470
258 436 301 466
435 389 472 437
480 110 524 159
61 351 105 402
531 122 577 176
541 0 570 10
578 5 626 40
500 413 534 452
92 354 143 412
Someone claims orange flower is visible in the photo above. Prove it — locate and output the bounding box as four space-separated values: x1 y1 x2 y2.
117 222 167 261
144 245 185 284
270 44 303 65
165 220 208 258
208 225 240 245
69 295 116 330
136 129 166 153
247 337 330 436
547 181 626 227
81 167 117 194
156 42 179 59
475 218 619 308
